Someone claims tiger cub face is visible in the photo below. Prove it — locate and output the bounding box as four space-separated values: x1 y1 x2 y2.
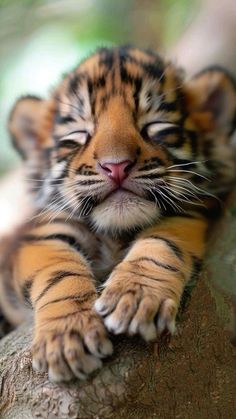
9 46 236 233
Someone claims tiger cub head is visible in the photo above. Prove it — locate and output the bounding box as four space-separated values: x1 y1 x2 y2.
9 46 236 233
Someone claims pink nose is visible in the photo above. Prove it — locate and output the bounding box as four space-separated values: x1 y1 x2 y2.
100 160 133 185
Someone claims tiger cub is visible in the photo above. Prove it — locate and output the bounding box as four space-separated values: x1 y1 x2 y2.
1 46 236 382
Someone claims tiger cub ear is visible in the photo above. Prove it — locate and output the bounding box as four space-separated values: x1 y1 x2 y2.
8 95 55 159
184 67 236 135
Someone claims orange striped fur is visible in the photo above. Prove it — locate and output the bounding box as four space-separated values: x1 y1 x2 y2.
1 46 236 382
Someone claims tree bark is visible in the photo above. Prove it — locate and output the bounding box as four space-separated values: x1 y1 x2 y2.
1 194 236 419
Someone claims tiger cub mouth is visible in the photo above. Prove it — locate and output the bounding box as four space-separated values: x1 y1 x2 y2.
103 187 139 201
91 188 159 233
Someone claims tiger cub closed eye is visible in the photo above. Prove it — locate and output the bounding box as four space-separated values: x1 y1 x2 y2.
1 46 236 382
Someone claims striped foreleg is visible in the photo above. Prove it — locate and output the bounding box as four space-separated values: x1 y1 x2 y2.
95 215 207 340
13 220 113 382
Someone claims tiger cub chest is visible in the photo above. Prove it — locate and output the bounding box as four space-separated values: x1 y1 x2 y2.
92 235 127 282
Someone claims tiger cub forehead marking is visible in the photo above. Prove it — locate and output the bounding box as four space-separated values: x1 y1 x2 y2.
54 46 184 134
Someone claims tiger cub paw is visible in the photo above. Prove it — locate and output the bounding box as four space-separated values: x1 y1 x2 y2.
95 269 179 341
32 308 113 382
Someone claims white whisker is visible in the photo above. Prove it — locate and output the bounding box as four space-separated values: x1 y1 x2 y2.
167 169 211 182
163 181 203 203
167 160 209 170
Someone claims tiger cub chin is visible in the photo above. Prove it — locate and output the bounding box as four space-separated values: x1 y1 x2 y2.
1 46 235 382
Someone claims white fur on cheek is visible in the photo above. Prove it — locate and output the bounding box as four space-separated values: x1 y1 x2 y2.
51 161 67 179
91 191 160 233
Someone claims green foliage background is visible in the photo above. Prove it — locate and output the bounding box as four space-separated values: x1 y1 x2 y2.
0 0 197 174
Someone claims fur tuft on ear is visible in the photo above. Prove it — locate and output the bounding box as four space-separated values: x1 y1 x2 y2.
8 95 55 160
184 67 236 135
